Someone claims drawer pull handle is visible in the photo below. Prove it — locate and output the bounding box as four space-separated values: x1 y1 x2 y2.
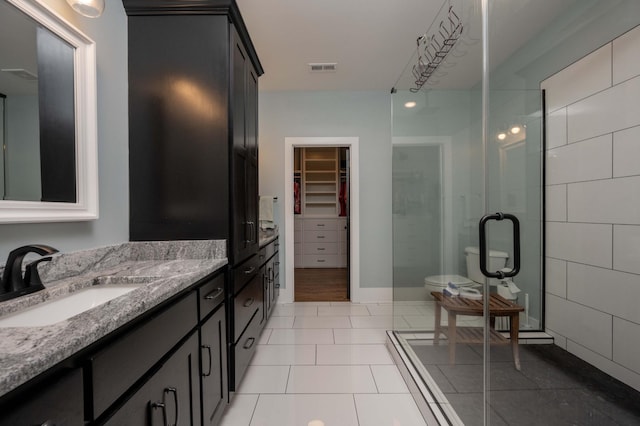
317 224 325 227
243 297 254 307
317 236 325 239
202 345 212 377
317 248 325 251
317 259 326 263
204 288 224 301
243 266 256 275
243 337 256 349
151 401 167 426
165 387 179 426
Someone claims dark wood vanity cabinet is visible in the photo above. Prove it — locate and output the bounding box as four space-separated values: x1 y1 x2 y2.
103 332 201 426
124 0 263 268
0 367 84 426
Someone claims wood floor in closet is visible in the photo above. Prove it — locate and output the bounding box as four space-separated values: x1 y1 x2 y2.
294 268 348 302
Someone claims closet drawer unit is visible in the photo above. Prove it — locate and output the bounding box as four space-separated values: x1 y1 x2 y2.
303 230 338 243
294 242 302 255
304 218 337 230
233 274 262 341
340 240 348 254
303 254 340 268
294 254 303 266
294 231 302 243
304 242 338 255
294 218 303 231
90 292 198 419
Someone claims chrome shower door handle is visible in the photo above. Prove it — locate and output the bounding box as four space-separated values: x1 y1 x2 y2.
479 213 520 279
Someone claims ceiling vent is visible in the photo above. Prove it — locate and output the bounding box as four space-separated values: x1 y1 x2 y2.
309 63 337 73
1 69 38 81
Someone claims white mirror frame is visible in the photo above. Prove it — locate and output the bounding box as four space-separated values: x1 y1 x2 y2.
0 0 98 223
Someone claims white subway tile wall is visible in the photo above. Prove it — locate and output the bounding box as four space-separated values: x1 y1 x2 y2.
543 24 640 392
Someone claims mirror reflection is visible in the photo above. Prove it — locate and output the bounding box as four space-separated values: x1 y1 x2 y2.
0 0 76 203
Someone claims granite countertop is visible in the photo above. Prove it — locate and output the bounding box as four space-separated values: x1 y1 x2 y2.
0 240 227 397
259 227 279 248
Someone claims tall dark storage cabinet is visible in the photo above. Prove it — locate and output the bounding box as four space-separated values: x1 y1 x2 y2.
123 0 263 267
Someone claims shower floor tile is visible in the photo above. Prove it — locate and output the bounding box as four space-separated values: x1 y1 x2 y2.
408 341 640 425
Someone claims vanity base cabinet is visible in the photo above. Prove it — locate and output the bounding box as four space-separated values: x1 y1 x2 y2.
103 332 201 426
0 367 83 426
200 304 228 426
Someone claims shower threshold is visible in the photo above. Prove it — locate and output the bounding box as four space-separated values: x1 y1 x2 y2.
387 330 640 426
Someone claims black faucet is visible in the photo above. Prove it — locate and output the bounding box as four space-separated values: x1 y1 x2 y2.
0 244 59 302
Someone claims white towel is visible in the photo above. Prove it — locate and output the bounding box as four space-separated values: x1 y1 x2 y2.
259 196 275 229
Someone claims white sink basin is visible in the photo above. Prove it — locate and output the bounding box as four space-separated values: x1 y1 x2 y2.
0 284 139 328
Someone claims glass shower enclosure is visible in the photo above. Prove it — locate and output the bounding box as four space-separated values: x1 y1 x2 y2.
389 0 640 424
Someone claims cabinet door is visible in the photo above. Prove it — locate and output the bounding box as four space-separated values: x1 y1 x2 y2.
231 27 259 264
104 333 200 426
200 305 228 426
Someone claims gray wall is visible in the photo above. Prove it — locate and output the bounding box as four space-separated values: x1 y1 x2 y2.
0 0 129 261
258 90 393 289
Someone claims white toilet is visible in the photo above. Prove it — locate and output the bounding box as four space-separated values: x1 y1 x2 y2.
424 246 510 296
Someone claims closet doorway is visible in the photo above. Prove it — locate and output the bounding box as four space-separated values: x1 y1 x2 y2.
283 137 360 304
294 146 350 301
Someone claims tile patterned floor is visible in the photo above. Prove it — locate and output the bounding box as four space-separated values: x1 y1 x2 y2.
219 301 428 426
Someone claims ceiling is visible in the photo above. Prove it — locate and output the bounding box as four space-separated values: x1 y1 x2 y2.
236 0 577 93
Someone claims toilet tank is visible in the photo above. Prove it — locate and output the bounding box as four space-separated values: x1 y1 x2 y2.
464 246 509 283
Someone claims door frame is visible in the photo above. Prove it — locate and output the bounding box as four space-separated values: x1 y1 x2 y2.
282 137 360 303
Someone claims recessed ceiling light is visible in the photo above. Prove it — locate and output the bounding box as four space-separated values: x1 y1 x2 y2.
510 126 521 134
404 101 417 108
497 132 507 141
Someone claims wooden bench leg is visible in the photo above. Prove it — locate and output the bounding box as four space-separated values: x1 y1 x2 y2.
510 313 521 370
448 311 457 365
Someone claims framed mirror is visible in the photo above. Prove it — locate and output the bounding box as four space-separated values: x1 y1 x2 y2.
0 0 98 223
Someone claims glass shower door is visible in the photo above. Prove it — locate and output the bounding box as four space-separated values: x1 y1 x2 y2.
390 0 543 424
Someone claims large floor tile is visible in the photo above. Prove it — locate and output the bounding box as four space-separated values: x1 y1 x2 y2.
318 305 370 316
258 328 272 345
267 328 334 344
371 365 409 393
350 315 407 329
286 365 377 393
250 394 359 426
293 315 351 329
316 344 394 365
219 394 258 426
272 304 318 316
333 328 388 344
264 316 295 328
251 344 316 365
236 365 290 394
354 394 428 426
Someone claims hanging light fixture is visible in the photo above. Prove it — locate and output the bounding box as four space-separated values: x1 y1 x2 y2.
66 0 105 18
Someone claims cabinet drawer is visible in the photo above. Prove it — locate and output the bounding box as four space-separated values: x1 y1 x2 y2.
233 274 262 341
104 332 200 426
303 230 338 243
294 242 302 254
294 218 303 231
198 273 225 321
232 254 261 295
303 254 340 268
258 238 277 263
304 242 338 255
233 312 261 389
91 292 198 419
294 231 302 243
200 304 227 426
304 218 337 230
0 368 83 426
